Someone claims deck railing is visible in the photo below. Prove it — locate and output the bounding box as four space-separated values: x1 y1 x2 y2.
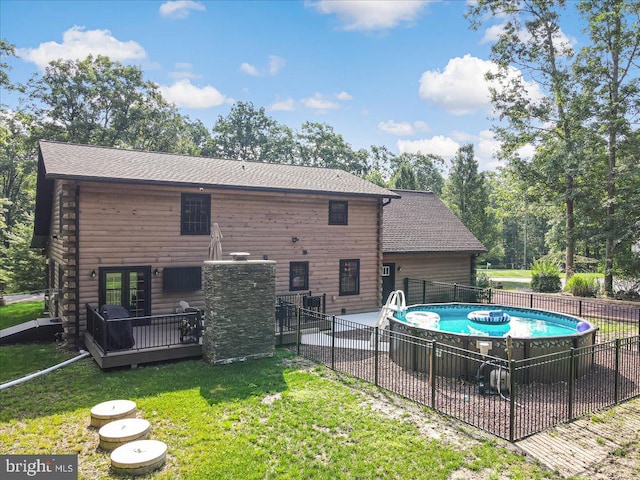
284 306 640 441
404 279 640 342
85 304 201 354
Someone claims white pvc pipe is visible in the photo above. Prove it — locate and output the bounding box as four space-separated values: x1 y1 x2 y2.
0 350 90 390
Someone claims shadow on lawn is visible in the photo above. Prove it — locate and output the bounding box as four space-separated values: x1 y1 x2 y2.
0 345 294 422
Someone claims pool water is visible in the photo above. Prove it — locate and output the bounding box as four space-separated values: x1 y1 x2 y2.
397 304 585 338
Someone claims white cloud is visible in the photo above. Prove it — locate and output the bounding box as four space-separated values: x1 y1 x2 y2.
418 54 543 115
16 26 146 70
168 71 201 80
378 120 430 136
335 91 352 101
397 135 460 157
269 97 295 111
301 93 340 112
307 0 431 31
159 0 206 19
240 62 260 76
413 120 430 132
268 55 286 75
158 79 229 109
240 55 286 76
169 62 201 80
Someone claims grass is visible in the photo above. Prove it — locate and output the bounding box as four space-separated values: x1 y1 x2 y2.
483 269 533 279
0 343 560 480
0 300 46 330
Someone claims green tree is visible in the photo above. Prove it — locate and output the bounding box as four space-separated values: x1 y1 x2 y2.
0 39 16 92
207 101 295 163
389 161 418 190
0 112 38 231
575 0 640 295
467 0 584 278
26 55 205 154
1 216 46 293
443 144 500 259
296 122 368 175
391 152 444 194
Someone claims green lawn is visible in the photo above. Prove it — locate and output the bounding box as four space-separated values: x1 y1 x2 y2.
0 300 46 330
483 269 533 279
0 344 560 480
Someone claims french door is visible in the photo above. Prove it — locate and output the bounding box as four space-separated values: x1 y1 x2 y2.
98 267 151 317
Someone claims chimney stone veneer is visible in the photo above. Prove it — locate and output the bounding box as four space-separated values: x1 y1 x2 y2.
202 258 276 364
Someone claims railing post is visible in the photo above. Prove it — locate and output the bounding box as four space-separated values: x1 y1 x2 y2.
568 348 576 420
579 300 582 317
374 326 379 387
430 341 437 410
615 338 620 404
509 359 516 442
530 293 534 309
331 315 336 370
488 287 492 304
404 278 409 302
422 280 426 304
296 305 301 355
454 283 458 302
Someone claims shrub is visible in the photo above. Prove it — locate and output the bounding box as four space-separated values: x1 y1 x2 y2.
565 273 601 297
530 258 562 293
475 272 490 288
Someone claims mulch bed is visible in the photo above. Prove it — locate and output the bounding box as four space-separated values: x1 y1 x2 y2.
295 335 640 441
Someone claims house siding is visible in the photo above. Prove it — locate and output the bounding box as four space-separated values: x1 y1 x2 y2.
73 182 381 337
383 252 475 288
47 179 79 345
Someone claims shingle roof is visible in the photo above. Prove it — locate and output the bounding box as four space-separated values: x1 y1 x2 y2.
38 141 399 198
383 190 486 253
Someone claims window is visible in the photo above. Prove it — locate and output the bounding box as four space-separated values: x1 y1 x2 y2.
181 193 210 235
329 200 348 225
339 259 360 296
162 266 202 292
289 262 309 291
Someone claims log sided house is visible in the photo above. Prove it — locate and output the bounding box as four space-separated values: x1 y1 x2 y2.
381 189 486 300
32 140 400 351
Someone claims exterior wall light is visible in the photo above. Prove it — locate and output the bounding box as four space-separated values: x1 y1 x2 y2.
90 270 97 278
292 237 299 243
153 268 160 276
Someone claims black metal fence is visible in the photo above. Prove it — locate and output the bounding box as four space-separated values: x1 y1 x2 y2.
405 279 640 342
86 304 201 354
283 306 640 441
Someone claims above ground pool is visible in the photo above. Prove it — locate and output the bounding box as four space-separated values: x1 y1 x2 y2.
388 303 598 382
396 303 592 339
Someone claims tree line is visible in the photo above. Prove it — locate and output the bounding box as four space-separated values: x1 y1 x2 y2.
1 0 639 297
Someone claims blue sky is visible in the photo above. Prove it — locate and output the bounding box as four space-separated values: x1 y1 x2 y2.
1 0 584 171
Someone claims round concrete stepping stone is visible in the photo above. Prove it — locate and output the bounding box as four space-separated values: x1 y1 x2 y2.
90 399 136 427
99 418 150 450
110 440 167 476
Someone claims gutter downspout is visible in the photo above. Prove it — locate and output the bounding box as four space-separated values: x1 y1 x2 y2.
75 184 80 349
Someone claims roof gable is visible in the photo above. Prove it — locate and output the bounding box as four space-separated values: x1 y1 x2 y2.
38 141 398 198
383 190 486 254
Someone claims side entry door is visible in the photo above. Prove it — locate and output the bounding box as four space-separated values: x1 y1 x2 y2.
381 263 395 305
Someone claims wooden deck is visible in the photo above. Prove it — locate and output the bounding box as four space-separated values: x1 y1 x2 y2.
84 321 202 369
516 398 640 477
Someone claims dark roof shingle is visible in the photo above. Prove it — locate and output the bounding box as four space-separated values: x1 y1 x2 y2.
38 141 399 198
383 190 486 253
